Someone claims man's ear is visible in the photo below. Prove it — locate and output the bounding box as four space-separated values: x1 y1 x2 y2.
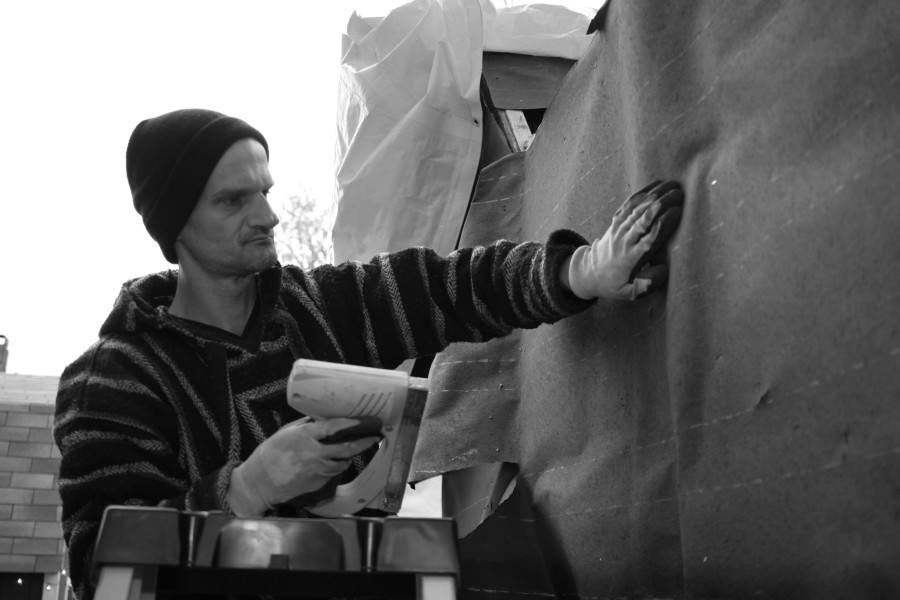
172 237 187 264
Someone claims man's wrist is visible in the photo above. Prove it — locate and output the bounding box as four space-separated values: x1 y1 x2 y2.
559 254 574 294
227 463 268 517
562 245 596 300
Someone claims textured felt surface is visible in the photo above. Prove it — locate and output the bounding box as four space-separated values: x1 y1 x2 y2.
482 52 576 110
411 1 900 598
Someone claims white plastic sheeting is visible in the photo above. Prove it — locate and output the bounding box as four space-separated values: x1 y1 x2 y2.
483 2 593 60
331 1 594 263
332 0 483 263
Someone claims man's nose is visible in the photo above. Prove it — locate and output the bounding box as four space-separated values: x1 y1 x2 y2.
249 194 279 229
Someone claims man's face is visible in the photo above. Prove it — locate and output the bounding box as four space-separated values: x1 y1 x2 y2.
175 138 279 277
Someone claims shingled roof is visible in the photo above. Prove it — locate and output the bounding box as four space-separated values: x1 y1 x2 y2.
0 373 59 406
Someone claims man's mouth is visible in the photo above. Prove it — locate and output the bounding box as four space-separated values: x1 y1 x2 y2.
246 235 275 245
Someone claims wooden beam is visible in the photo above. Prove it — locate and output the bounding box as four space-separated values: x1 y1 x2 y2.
495 110 533 153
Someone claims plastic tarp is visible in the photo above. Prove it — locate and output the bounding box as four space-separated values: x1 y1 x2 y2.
332 0 593 263
482 2 593 61
332 0 482 263
411 1 900 598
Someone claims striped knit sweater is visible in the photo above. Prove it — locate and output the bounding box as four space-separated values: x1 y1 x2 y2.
53 231 592 599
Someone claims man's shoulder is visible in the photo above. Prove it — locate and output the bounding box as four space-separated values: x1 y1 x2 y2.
61 328 165 382
271 263 319 296
99 270 178 336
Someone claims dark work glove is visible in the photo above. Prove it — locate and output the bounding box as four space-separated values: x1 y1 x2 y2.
565 179 684 300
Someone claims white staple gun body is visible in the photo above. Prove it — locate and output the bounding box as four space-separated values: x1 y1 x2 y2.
287 359 427 517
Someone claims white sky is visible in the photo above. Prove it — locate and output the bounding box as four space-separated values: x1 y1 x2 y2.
0 0 409 376
0 0 585 377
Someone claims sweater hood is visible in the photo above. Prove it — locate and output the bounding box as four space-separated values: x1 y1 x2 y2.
99 266 284 338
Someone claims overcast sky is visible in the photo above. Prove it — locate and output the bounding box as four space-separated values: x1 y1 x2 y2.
0 1 414 376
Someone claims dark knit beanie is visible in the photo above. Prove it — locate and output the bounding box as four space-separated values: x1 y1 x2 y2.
126 108 269 263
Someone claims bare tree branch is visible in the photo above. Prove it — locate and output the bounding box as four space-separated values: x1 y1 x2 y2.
275 191 331 269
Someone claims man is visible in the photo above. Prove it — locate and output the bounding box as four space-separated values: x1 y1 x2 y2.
54 108 684 599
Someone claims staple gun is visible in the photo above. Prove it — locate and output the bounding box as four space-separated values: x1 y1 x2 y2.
287 359 428 517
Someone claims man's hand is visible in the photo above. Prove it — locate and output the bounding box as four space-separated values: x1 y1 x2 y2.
227 417 381 517
564 180 684 300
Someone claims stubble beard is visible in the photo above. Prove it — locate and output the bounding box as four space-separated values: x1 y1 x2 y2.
247 239 279 271
196 242 278 279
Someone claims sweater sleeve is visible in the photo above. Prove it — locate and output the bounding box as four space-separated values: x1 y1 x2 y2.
283 229 595 369
53 342 235 600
